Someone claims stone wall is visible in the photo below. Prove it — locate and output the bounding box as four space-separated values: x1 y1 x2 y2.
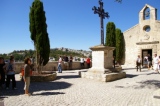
14 62 92 74
123 24 140 66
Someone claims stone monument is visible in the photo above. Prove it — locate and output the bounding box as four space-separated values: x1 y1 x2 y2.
81 45 126 82
80 0 126 82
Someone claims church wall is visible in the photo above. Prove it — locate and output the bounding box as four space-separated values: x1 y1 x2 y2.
154 21 160 55
122 5 160 67
123 21 160 67
123 25 140 66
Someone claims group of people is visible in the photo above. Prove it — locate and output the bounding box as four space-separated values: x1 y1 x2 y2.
57 55 73 73
0 56 33 96
80 57 91 69
57 56 91 73
136 53 160 73
0 56 17 90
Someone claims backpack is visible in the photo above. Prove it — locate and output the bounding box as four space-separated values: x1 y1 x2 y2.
7 63 13 72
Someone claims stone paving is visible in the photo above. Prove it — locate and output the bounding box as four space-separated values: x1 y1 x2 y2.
0 68 160 106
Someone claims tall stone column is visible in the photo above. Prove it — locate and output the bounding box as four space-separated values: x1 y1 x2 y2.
81 45 126 82
88 45 115 73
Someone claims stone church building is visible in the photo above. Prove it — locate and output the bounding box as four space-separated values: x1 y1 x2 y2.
123 4 160 67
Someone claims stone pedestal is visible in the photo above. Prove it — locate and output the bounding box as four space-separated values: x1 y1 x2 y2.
81 45 126 82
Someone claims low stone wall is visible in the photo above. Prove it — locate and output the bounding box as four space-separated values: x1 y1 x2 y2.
14 62 92 74
30 73 57 82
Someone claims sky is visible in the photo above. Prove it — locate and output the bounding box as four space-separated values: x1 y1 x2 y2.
0 0 160 54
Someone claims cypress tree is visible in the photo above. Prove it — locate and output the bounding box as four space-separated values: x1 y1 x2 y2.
115 28 124 64
105 22 116 56
29 0 50 72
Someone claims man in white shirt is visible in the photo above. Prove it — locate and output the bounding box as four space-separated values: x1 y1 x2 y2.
58 56 62 73
153 54 159 73
80 57 85 69
136 55 141 72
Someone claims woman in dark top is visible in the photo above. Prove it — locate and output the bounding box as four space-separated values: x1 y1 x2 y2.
0 57 6 88
6 57 16 89
24 57 31 96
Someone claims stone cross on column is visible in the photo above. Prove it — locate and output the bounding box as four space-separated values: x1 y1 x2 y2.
92 0 109 45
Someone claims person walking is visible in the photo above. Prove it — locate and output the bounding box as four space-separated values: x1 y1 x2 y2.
113 56 116 68
64 55 69 70
6 57 17 89
158 56 160 70
136 55 141 72
80 57 85 69
0 57 6 89
143 55 148 68
153 54 159 73
24 57 31 96
58 56 62 73
86 57 91 68
147 54 152 70
69 56 73 70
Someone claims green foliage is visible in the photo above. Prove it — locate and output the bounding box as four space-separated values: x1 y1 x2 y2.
0 49 85 62
115 28 124 62
49 49 84 61
29 0 50 66
0 50 35 62
105 22 125 64
105 22 116 56
105 22 116 47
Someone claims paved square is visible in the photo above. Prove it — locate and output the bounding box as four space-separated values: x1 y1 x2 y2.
0 68 160 106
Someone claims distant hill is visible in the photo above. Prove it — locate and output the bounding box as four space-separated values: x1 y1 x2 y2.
51 47 91 57
0 47 91 61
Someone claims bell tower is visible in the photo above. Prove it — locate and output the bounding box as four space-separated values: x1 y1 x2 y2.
139 4 157 23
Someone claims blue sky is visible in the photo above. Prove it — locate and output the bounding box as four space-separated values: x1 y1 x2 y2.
0 0 160 54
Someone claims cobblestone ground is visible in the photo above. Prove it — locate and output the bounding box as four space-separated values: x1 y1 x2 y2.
0 68 160 106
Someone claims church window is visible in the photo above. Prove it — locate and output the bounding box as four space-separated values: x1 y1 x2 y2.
143 25 151 32
144 7 150 20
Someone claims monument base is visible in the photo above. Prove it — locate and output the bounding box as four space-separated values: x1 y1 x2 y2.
81 68 126 82
80 45 126 82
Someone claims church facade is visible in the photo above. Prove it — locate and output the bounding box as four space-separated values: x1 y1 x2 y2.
123 4 160 67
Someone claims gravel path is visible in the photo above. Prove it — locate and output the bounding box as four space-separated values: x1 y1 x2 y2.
0 68 160 106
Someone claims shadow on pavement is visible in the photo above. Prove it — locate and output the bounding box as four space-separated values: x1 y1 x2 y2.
115 86 124 88
33 91 65 96
134 80 160 89
147 72 160 75
126 74 138 78
115 80 160 89
31 81 72 92
153 96 160 99
0 81 24 96
0 80 72 97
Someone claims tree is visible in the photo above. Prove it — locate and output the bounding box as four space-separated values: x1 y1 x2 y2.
115 28 124 63
105 22 116 56
29 0 50 73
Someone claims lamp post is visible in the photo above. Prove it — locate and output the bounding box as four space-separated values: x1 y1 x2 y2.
92 0 109 45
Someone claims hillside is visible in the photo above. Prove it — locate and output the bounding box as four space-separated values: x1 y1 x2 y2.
0 48 91 62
